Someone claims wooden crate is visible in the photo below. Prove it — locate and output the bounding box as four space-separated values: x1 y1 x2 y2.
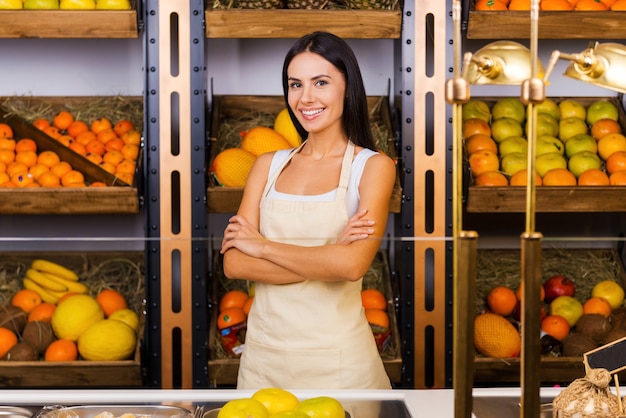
0 0 140 39
207 95 402 213
465 96 626 213
0 252 144 388
473 246 626 385
207 251 402 387
0 97 142 214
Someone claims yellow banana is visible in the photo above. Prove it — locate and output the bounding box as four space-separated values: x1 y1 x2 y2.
41 272 89 294
23 278 59 304
25 268 68 292
31 259 79 281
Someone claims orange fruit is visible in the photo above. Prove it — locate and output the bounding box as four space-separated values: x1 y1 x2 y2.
508 0 531 9
66 120 89 139
575 0 608 8
583 296 612 317
15 138 37 153
44 339 78 362
32 118 50 131
365 309 389 329
29 163 49 180
475 0 508 10
243 296 254 316
11 289 43 313
91 118 113 135
509 169 543 186
469 150 499 177
219 290 249 312
463 118 491 139
69 142 87 156
0 123 13 139
28 302 56 322
105 137 125 152
97 128 119 145
515 281 546 302
75 130 97 146
541 315 570 341
465 134 498 155
591 118 622 141
12 172 35 188
114 119 135 136
605 151 626 175
55 135 73 147
1 181 17 188
43 125 62 140
0 173 11 186
121 129 141 146
85 153 103 165
486 286 517 317
50 161 72 178
600 0 617 6
541 0 574 9
85 139 106 156
541 168 577 186
96 289 129 317
103 150 125 166
598 133 626 161
120 144 139 161
611 0 626 9
99 161 116 174
6 161 28 177
0 149 15 165
52 111 74 130
90 181 107 188
37 172 61 188
37 150 61 168
0 161 5 173
217 307 246 330
0 138 15 151
15 150 38 168
610 171 626 185
116 159 136 175
577 168 610 186
361 288 387 311
114 172 134 185
0 327 18 359
474 170 508 186
61 170 85 187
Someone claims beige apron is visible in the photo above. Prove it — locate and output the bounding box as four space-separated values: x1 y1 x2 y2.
237 141 391 390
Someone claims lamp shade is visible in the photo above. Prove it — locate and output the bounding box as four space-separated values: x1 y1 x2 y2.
466 40 544 86
563 42 626 94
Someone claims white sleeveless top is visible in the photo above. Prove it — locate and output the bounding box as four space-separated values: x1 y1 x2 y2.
267 146 378 216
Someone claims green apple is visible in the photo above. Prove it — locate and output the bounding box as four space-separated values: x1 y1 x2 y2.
295 397 345 418
498 136 528 156
586 100 618 126
500 152 528 176
559 117 588 142
535 152 567 177
0 0 23 9
59 0 95 8
24 0 59 8
492 97 526 124
491 117 524 143
533 98 560 121
549 295 583 327
564 134 597 158
217 398 269 418
96 0 130 9
251 388 299 416
462 99 491 123
535 135 564 157
530 113 559 138
567 151 602 178
559 99 586 120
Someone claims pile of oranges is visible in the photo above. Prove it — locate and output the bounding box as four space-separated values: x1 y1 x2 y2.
475 0 626 11
361 288 390 330
217 289 253 330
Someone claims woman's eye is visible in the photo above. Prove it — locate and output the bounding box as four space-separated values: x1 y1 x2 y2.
289 82 301 89
315 80 328 87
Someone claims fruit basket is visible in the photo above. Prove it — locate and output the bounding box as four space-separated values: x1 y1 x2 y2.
207 94 402 213
0 251 144 388
0 96 143 214
207 250 402 387
0 0 140 39
464 96 626 213
464 0 626 39
473 245 626 385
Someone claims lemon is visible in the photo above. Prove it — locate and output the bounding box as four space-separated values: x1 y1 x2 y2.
51 294 104 341
108 308 140 332
241 127 292 157
295 397 344 418
252 388 299 416
78 319 137 361
474 312 521 358
218 398 269 418
211 148 256 188
273 109 302 148
592 280 625 310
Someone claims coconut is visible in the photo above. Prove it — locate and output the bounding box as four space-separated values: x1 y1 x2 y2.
609 306 626 330
575 314 613 344
562 333 597 357
0 305 28 335
5 342 38 361
22 321 55 355
603 327 626 345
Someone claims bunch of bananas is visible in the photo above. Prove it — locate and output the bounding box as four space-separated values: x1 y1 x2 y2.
23 259 89 304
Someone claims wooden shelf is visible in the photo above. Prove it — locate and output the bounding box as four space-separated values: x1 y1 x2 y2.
0 2 139 39
466 9 626 40
205 8 402 39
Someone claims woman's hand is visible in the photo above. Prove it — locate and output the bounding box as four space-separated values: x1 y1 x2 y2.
336 209 375 245
221 214 267 257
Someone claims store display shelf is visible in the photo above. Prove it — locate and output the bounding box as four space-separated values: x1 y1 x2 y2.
466 8 626 40
0 1 139 39
205 8 402 39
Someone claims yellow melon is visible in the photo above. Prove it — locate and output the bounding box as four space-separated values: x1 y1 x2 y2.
241 126 292 157
211 148 256 187
78 319 137 361
51 294 104 342
273 108 302 148
474 312 521 358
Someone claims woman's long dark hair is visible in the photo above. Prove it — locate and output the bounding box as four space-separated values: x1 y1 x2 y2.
282 31 377 151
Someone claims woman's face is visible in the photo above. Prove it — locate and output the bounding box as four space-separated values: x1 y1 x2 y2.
286 51 346 138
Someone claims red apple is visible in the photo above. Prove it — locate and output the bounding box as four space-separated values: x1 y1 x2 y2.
543 275 576 303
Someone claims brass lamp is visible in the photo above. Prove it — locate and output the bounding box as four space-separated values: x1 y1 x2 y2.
466 40 544 86
545 42 626 94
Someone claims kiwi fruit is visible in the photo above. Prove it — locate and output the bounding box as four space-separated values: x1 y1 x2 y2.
575 314 612 344
22 321 55 355
5 342 38 361
562 333 597 357
0 305 28 335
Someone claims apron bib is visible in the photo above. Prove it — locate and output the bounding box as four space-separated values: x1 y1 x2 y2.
237 141 391 390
